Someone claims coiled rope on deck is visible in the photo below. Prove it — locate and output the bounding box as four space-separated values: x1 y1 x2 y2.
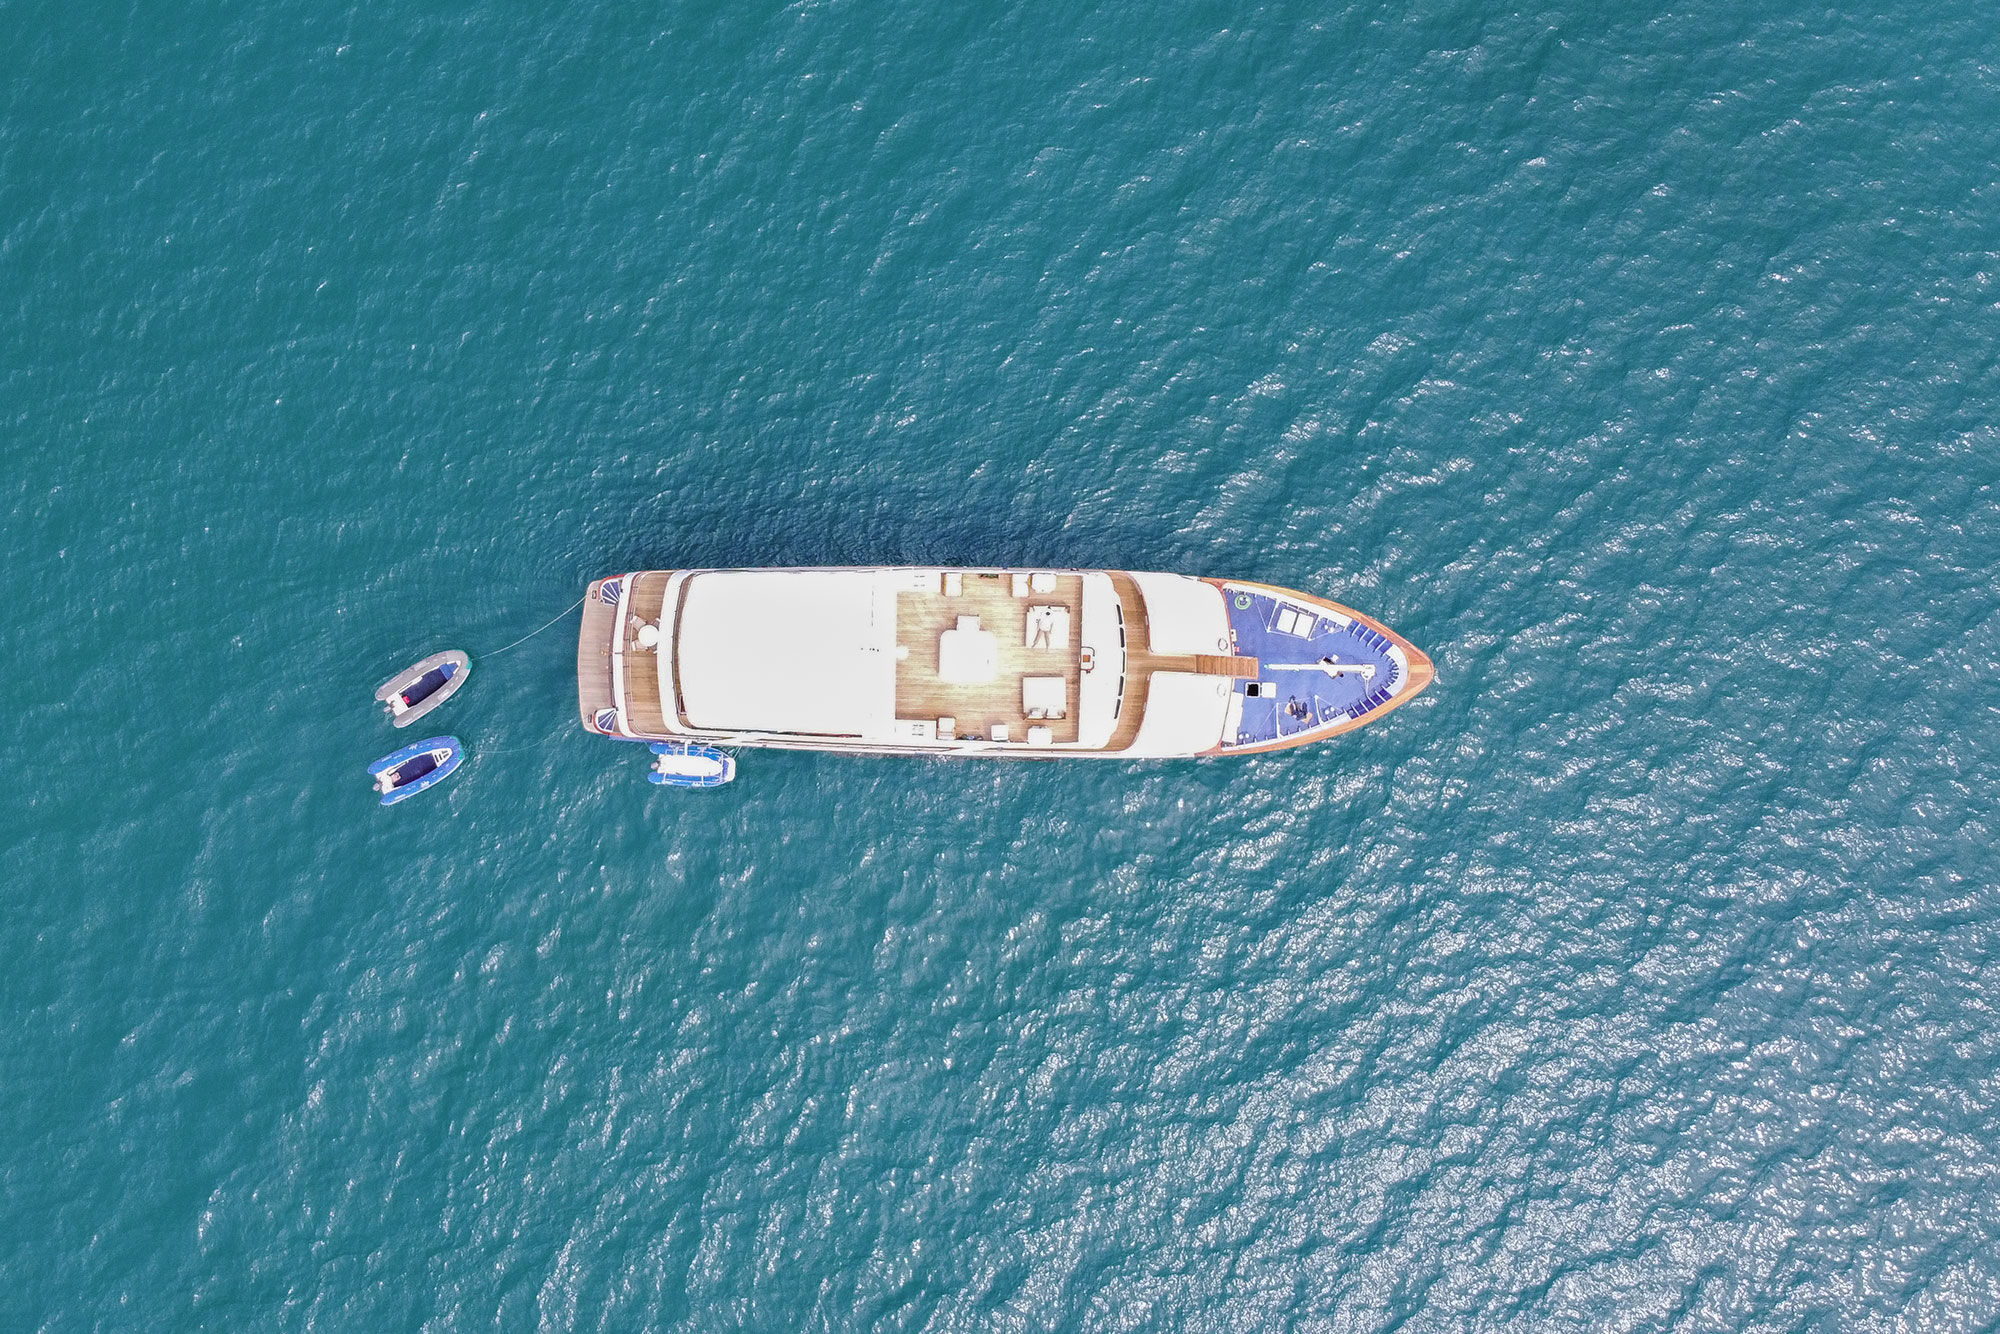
481 594 586 658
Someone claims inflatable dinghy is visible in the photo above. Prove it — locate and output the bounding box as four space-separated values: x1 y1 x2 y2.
369 736 463 806
648 740 735 788
376 650 470 727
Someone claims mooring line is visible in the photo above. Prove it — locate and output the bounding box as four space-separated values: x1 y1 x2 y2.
482 594 586 657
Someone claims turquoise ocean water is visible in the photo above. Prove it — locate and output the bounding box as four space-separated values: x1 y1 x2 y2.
6 1 1999 1328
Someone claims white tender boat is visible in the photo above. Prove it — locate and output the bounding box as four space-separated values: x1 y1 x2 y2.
577 568 1432 758
375 650 471 728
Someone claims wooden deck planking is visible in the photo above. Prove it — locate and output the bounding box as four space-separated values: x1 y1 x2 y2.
1099 577 1268 751
577 582 617 726
894 574 1082 743
618 571 672 735
1194 654 1260 677
1105 572 1152 751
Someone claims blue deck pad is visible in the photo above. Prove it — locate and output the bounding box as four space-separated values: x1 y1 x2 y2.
1222 589 1402 748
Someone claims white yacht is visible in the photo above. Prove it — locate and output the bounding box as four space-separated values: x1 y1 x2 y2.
577 568 1432 757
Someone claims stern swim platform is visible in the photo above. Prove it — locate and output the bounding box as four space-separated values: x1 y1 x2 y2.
577 567 1430 759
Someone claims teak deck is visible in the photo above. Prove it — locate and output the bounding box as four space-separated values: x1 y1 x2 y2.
619 572 673 735
577 587 616 724
893 573 1084 743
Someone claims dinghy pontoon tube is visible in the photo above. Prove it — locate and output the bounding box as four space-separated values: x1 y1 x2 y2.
375 650 471 727
368 736 463 806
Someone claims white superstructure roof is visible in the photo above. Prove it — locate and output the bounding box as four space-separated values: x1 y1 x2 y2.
673 571 896 735
1125 672 1234 756
1131 571 1230 655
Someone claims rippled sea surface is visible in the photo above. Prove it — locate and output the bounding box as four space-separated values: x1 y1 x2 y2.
6 1 1999 1328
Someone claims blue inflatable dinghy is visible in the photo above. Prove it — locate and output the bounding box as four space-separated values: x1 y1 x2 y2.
648 740 735 788
369 736 463 806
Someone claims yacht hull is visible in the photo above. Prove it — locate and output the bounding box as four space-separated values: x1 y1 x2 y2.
578 567 1431 759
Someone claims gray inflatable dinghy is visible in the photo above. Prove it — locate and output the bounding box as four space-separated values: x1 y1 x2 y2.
375 650 471 728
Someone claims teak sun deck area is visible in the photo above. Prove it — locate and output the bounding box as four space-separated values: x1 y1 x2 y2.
575 571 674 736
624 572 673 734
893 572 1085 744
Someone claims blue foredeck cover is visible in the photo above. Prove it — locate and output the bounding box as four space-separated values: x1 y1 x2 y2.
1223 589 1402 748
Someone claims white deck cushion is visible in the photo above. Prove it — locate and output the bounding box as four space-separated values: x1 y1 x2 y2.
1025 605 1071 650
1023 675 1067 718
938 626 999 683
